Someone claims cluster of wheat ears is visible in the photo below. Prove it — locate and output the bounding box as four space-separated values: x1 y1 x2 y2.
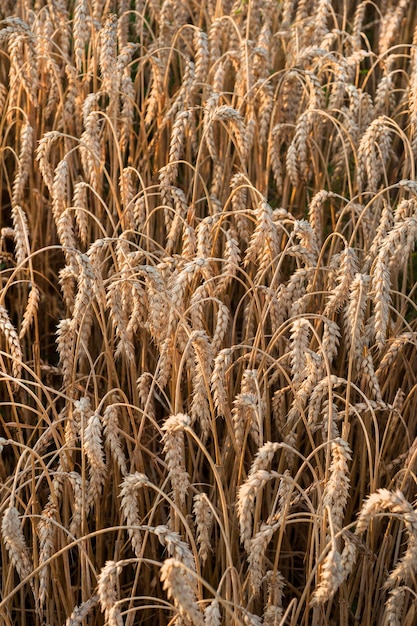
2 0 417 624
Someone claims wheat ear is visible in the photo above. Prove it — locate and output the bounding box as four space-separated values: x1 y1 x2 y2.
2 506 33 585
162 413 191 506
160 558 203 625
356 489 417 588
0 303 22 382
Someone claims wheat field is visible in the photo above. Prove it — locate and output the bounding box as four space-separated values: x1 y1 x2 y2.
1 0 417 624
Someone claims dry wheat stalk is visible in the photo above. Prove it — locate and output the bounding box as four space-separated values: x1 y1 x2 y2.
365 200 393 270
36 130 61 193
360 351 383 403
191 284 209 332
340 534 357 583
139 264 168 343
66 470 84 538
8 30 38 108
211 302 230 353
215 229 240 296
237 461 280 551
